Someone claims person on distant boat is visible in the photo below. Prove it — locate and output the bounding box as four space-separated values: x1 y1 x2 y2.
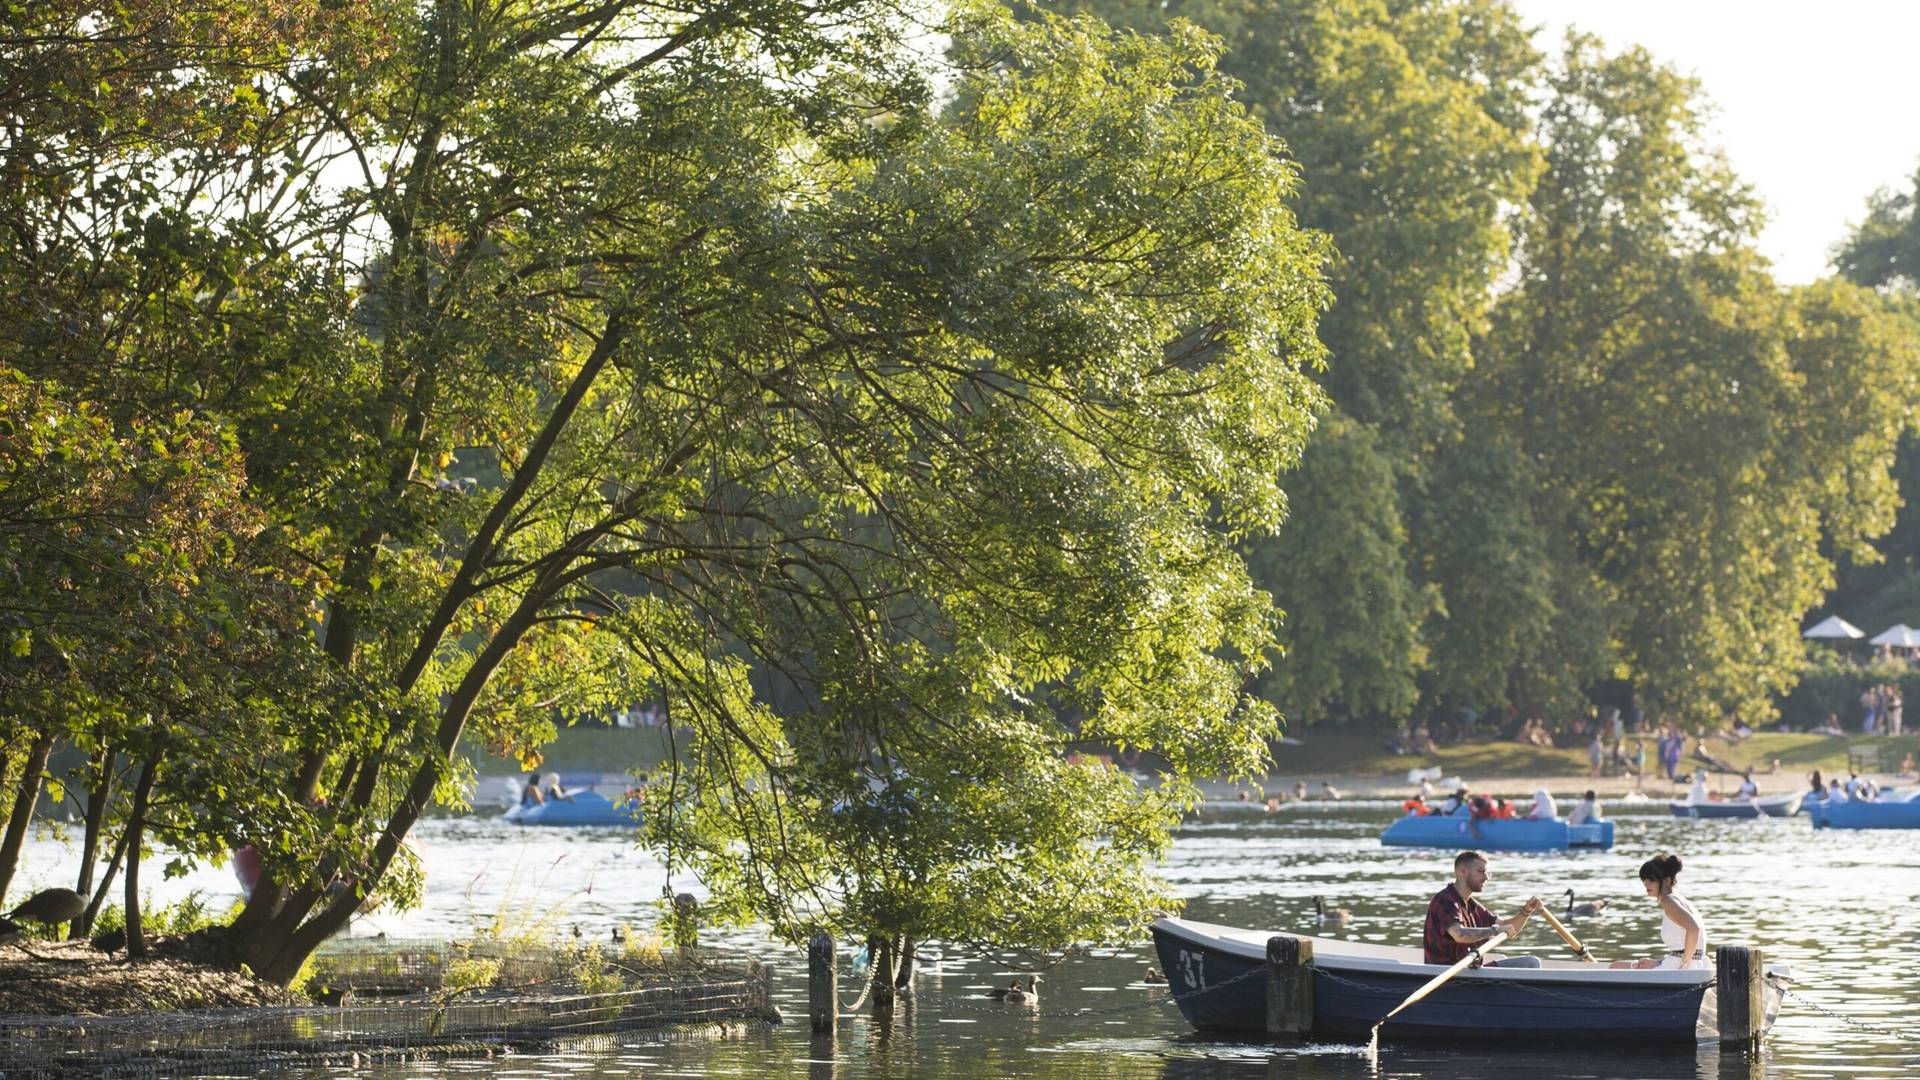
520 772 546 807
1844 771 1864 798
1566 790 1604 825
1734 772 1759 800
1525 788 1558 820
1827 778 1848 802
1402 795 1429 816
1440 787 1471 816
1807 770 1826 801
1609 853 1706 971
1293 781 1308 800
1688 771 1710 804
1423 850 1544 969
542 772 576 803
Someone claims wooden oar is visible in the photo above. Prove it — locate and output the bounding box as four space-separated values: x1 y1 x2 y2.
1366 931 1508 1063
1535 906 1599 964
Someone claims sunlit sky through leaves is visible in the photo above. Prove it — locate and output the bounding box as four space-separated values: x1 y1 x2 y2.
1514 0 1920 284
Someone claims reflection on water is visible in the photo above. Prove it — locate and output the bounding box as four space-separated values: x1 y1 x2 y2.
15 801 1920 1077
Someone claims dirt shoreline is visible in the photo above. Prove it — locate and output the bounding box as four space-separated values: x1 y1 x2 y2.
0 937 299 1017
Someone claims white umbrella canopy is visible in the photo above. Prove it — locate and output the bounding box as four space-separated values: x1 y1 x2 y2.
1870 624 1920 647
1803 615 1865 640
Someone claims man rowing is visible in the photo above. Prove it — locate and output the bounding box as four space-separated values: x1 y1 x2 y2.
1423 850 1544 968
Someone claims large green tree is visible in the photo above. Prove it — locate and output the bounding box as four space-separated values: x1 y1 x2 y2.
7 0 1328 983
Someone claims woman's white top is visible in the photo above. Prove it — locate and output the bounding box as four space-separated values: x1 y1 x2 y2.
1528 789 1558 819
1656 893 1707 969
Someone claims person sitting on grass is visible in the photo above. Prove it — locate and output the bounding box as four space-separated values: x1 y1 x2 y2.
1423 850 1544 969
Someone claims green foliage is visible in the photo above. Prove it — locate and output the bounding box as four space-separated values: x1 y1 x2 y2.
568 945 624 997
618 925 666 967
1474 36 1920 725
440 956 504 1000
90 890 236 940
1247 413 1430 724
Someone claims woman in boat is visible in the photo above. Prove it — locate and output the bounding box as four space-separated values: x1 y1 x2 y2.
1525 788 1558 820
1610 853 1706 970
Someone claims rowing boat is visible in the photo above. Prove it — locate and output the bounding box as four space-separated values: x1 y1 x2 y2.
1667 791 1802 819
1149 917 1788 1044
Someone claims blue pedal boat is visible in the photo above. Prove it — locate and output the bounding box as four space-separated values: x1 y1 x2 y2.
1379 814 1613 851
1149 917 1787 1045
503 790 640 827
1811 793 1920 829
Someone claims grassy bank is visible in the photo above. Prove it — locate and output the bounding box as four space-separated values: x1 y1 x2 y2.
1266 731 1918 781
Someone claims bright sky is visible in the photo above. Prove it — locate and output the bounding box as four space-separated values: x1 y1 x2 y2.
1511 1 1920 284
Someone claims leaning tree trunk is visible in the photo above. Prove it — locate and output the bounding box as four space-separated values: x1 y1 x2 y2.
78 827 130 939
123 758 158 959
0 728 55 905
71 747 118 939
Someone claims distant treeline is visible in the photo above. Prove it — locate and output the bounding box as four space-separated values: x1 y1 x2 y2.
1054 0 1920 730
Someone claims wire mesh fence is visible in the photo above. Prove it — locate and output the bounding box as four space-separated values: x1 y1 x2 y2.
302 935 614 995
0 943 775 1078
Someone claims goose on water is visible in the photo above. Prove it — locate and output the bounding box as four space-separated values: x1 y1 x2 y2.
1563 889 1608 917
1314 896 1353 926
988 976 1040 1005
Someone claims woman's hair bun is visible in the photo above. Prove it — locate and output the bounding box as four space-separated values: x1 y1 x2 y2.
1639 852 1683 880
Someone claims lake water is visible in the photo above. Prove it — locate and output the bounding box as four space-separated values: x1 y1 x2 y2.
12 798 1918 1077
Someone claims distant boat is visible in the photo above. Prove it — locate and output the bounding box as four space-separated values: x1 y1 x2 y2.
1811 791 1920 830
1150 918 1788 1044
1668 792 1801 819
1379 815 1613 852
504 789 641 827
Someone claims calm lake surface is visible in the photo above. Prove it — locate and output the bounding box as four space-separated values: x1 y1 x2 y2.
14 797 1919 1077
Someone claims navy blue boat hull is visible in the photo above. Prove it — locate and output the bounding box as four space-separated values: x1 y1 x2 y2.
1150 921 1711 1044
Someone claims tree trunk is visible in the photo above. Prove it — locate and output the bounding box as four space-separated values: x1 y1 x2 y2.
869 934 896 1021
70 746 116 938
0 728 55 905
78 826 130 939
124 758 158 959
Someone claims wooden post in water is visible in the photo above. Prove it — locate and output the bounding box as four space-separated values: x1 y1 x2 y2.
1264 935 1314 1037
1715 946 1765 1047
809 934 837 1034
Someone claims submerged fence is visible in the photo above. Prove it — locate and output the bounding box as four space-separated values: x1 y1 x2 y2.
0 942 775 1078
